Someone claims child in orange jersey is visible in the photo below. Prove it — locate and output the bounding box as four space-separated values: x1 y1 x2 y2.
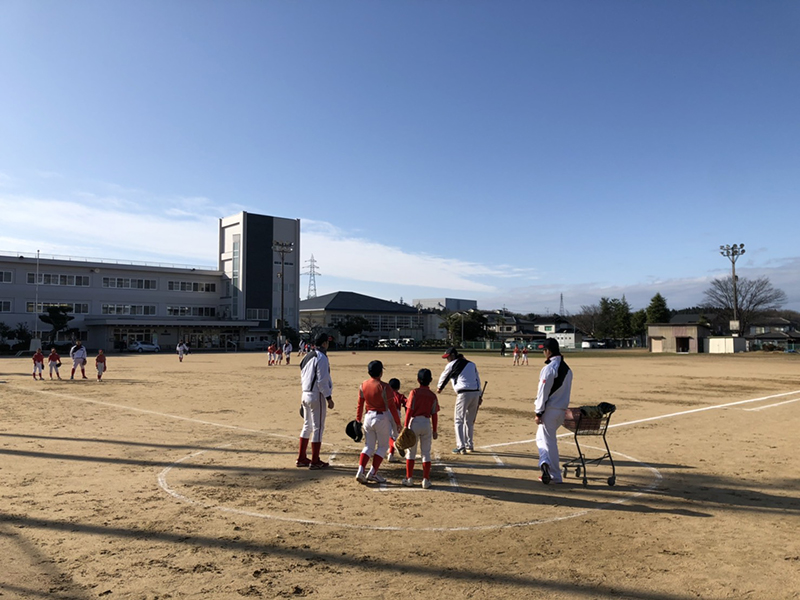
95 349 107 381
32 348 45 380
387 378 407 462
354 361 402 485
512 345 520 366
48 347 62 380
402 369 439 489
521 346 529 366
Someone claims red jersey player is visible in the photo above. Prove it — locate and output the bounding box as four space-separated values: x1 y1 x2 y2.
387 378 407 462
32 348 45 380
354 360 402 484
402 368 439 489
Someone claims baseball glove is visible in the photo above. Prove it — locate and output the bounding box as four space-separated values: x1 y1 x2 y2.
56 362 62 367
82 358 87 366
394 427 417 452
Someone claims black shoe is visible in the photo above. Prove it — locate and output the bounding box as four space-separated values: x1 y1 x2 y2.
540 463 551 485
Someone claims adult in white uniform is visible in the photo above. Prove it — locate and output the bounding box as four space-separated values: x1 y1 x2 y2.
534 338 573 484
283 340 293 365
69 340 88 380
437 347 482 455
296 333 334 469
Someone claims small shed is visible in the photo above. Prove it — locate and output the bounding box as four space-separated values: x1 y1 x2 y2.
705 336 747 353
647 322 712 353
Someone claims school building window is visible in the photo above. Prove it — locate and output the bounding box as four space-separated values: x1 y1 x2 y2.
102 304 157 316
1 271 11 283
27 273 90 286
102 277 157 289
26 302 90 314
167 281 216 292
0 300 11 312
167 306 217 317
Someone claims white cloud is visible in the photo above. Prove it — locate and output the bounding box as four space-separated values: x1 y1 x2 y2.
301 220 539 292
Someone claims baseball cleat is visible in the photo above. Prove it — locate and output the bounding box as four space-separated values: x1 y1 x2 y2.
401 478 414 487
422 478 431 489
309 461 329 470
295 458 311 468
540 463 552 485
465 448 474 454
355 471 368 484
452 447 466 455
367 471 387 484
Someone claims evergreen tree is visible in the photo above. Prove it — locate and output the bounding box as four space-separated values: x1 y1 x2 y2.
646 293 670 324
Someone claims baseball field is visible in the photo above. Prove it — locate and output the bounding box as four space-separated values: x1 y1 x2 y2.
1 349 799 599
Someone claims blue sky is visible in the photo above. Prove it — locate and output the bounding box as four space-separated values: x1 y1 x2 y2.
2 1 799 313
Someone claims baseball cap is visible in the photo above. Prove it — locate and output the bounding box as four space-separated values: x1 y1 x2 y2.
441 347 458 359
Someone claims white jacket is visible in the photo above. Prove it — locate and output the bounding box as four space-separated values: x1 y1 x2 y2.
534 355 572 414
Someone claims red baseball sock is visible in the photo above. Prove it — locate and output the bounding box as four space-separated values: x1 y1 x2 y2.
406 460 415 479
358 453 370 468
389 438 395 454
298 437 309 461
310 441 321 463
423 461 431 479
372 455 383 470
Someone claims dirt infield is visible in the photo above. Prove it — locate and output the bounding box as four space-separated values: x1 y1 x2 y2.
1 349 799 599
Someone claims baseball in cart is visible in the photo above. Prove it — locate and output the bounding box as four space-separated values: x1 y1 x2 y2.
561 402 616 487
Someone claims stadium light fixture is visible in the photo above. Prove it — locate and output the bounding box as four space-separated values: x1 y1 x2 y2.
719 243 745 331
272 241 294 344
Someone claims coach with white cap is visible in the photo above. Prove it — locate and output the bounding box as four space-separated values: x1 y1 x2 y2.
534 338 572 484
437 347 482 455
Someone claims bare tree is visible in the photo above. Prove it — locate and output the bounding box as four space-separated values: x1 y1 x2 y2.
703 276 787 334
570 304 601 337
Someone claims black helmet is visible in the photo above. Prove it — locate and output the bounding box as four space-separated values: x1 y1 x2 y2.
346 420 363 443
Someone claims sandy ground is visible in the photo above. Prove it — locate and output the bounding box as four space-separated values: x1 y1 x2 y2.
1 349 799 599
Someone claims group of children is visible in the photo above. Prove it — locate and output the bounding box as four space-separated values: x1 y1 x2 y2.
512 345 529 366
267 341 292 366
354 362 440 489
32 343 107 381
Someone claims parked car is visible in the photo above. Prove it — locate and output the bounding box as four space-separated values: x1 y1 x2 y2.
128 341 161 353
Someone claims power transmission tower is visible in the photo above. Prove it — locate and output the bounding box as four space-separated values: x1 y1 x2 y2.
559 293 565 317
303 255 320 299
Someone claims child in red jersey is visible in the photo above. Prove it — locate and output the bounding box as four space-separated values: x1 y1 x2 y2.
48 347 62 380
355 361 402 485
95 349 107 381
521 346 529 366
387 378 407 462
32 348 45 380
402 368 439 489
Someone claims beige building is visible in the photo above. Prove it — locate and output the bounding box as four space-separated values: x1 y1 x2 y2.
647 323 712 353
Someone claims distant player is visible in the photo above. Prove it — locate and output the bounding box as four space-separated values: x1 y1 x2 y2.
512 345 520 366
355 360 402 484
96 349 107 381
267 343 276 366
177 341 188 362
387 378 407 462
283 340 293 365
276 345 284 365
32 348 45 380
69 340 88 380
402 368 439 489
521 346 529 366
48 347 62 380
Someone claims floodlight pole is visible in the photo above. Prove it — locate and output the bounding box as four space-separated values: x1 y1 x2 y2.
719 243 745 333
272 241 294 345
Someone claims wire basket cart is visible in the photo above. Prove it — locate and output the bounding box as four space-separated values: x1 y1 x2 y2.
561 403 616 487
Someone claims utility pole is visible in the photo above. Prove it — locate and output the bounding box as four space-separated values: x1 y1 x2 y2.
719 243 745 336
302 255 320 299
272 241 294 344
